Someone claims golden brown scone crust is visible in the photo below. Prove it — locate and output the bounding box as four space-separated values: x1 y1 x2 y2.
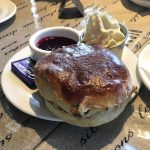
34 43 133 111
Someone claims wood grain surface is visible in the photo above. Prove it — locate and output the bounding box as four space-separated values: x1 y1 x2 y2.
0 0 150 150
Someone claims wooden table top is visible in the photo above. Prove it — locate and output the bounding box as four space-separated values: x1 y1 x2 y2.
0 0 150 150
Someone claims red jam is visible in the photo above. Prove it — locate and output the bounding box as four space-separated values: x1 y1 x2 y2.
36 36 77 51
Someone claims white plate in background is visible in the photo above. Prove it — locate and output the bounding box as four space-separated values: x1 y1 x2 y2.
138 44 150 90
0 0 17 23
1 46 141 121
130 0 150 8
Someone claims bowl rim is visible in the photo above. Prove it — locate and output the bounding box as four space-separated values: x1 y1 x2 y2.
29 24 128 55
109 23 128 49
104 23 128 49
29 26 80 54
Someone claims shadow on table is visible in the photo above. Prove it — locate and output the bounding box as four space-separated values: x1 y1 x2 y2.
121 0 150 16
58 7 83 19
0 93 60 149
139 84 150 107
0 92 59 125
0 88 135 150
0 16 16 32
35 0 84 19
41 98 136 150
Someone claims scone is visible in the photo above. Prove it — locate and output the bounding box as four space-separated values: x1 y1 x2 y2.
34 43 135 127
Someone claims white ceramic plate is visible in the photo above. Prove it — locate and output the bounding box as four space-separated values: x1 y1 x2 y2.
130 0 150 8
138 44 150 90
0 0 17 23
1 46 141 121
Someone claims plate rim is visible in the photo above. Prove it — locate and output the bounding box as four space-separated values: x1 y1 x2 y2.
1 46 62 121
138 44 150 90
130 0 150 8
1 46 141 121
0 0 17 23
